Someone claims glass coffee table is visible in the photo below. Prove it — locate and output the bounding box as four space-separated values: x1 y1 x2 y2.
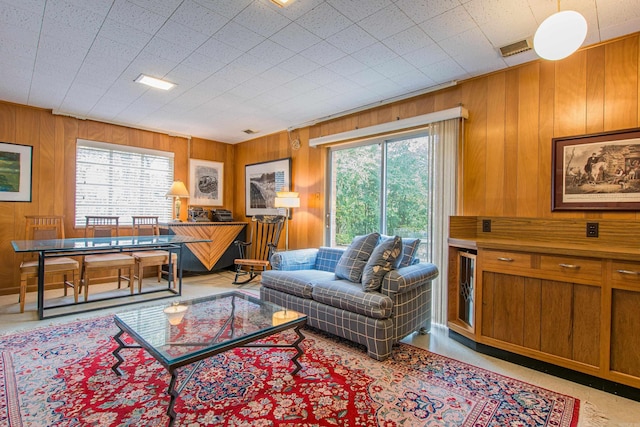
111 291 306 427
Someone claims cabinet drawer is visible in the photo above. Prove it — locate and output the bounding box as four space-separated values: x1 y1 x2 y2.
611 261 640 288
539 255 602 283
481 250 532 270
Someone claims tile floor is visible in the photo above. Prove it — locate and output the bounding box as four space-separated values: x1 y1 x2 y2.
1 271 639 426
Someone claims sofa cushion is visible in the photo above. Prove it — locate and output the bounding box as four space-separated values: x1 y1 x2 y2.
334 232 380 283
311 280 393 319
362 236 403 291
261 270 335 299
399 238 421 267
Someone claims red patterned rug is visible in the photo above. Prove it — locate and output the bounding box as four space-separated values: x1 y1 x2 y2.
0 315 581 426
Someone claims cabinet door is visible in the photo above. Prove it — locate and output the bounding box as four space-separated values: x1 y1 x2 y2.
610 288 640 377
482 272 525 346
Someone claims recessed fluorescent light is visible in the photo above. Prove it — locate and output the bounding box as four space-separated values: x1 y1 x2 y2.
270 0 294 7
134 74 176 90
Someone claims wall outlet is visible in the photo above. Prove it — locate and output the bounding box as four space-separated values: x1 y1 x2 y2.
586 222 599 238
482 219 491 232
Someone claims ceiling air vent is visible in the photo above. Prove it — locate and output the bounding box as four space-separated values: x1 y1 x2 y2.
242 129 258 134
499 39 533 57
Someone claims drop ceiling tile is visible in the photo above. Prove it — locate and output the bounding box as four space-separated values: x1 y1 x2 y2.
155 20 209 51
40 17 97 49
383 26 434 56
325 55 369 77
300 41 347 66
128 0 183 17
74 62 124 90
352 42 397 67
419 6 477 42
259 66 297 86
250 90 290 109
270 22 322 53
372 56 416 78
212 64 255 85
600 16 640 41
278 55 319 77
348 68 387 87
43 0 105 32
395 0 460 24
87 36 140 64
357 4 414 40
0 29 38 60
402 43 450 69
233 1 291 38
64 0 112 16
171 0 228 37
107 0 166 35
193 0 253 20
89 97 130 119
0 79 30 105
213 21 265 51
230 53 273 75
144 36 192 63
326 24 377 54
104 79 147 103
270 0 324 20
0 2 43 31
124 52 178 80
196 38 243 63
98 19 153 50
0 0 45 15
419 58 469 83
279 77 320 96
464 0 537 46
36 34 88 65
295 2 352 39
455 51 506 76
248 39 295 66
304 67 344 86
388 69 436 90
181 52 226 74
326 0 392 22
59 84 104 111
437 27 495 59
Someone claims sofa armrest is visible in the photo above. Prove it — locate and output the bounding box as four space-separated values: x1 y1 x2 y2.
270 248 319 270
381 263 439 295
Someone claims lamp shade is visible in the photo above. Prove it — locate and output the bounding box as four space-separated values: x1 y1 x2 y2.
166 180 190 198
274 191 300 208
533 10 587 60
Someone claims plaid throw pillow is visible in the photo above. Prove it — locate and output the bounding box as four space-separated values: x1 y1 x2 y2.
334 233 380 283
399 238 421 267
362 235 403 291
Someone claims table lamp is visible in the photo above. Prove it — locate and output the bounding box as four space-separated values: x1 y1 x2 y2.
274 191 300 251
166 180 190 221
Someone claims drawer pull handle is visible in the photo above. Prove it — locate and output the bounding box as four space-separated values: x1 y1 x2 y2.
616 269 640 275
497 257 514 262
559 263 580 269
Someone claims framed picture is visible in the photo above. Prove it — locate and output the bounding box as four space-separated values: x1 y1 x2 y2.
245 158 291 216
0 142 32 202
189 159 223 206
552 127 640 211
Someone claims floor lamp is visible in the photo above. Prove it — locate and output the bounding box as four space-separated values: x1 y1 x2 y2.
274 191 300 251
166 180 190 222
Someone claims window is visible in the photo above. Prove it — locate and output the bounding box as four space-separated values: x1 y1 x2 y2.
327 132 433 261
75 139 174 226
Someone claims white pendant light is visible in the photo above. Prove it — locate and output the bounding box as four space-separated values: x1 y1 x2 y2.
533 3 587 61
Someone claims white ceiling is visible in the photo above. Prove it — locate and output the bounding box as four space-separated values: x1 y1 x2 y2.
1 0 639 144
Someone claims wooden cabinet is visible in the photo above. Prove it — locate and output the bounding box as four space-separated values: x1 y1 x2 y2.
448 216 640 391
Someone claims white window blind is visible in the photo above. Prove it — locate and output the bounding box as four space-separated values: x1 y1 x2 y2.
75 139 174 226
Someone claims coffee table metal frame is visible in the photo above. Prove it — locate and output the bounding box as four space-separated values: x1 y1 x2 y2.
110 291 306 427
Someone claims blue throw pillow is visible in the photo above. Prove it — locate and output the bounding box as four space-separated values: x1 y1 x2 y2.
399 238 421 267
334 233 380 283
362 235 403 291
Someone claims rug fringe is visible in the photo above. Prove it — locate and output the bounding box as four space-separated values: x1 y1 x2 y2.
579 401 609 427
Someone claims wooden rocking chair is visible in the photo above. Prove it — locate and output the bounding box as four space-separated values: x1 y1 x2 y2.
232 215 285 285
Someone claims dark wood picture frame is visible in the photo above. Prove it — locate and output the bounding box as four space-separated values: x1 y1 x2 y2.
245 158 291 216
552 127 640 211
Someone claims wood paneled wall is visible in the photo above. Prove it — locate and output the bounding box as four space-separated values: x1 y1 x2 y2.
234 33 640 252
0 103 230 296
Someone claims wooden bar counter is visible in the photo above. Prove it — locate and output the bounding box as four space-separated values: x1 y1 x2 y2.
161 222 247 272
448 216 640 398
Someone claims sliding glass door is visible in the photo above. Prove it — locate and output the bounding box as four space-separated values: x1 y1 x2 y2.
327 132 433 261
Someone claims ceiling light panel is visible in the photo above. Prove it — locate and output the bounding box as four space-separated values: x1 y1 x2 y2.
134 74 176 90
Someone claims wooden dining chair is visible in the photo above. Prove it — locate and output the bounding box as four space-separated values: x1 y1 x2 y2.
80 216 135 301
233 215 285 284
131 216 178 292
19 215 79 313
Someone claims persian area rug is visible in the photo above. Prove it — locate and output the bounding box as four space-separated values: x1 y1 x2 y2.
0 316 582 427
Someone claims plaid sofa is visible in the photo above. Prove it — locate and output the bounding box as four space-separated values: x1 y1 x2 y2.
260 247 438 361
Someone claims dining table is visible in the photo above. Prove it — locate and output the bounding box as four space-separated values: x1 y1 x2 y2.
11 234 210 320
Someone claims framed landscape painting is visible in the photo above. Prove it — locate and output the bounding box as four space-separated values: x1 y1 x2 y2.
189 159 223 206
552 127 640 210
245 158 291 216
0 142 32 202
